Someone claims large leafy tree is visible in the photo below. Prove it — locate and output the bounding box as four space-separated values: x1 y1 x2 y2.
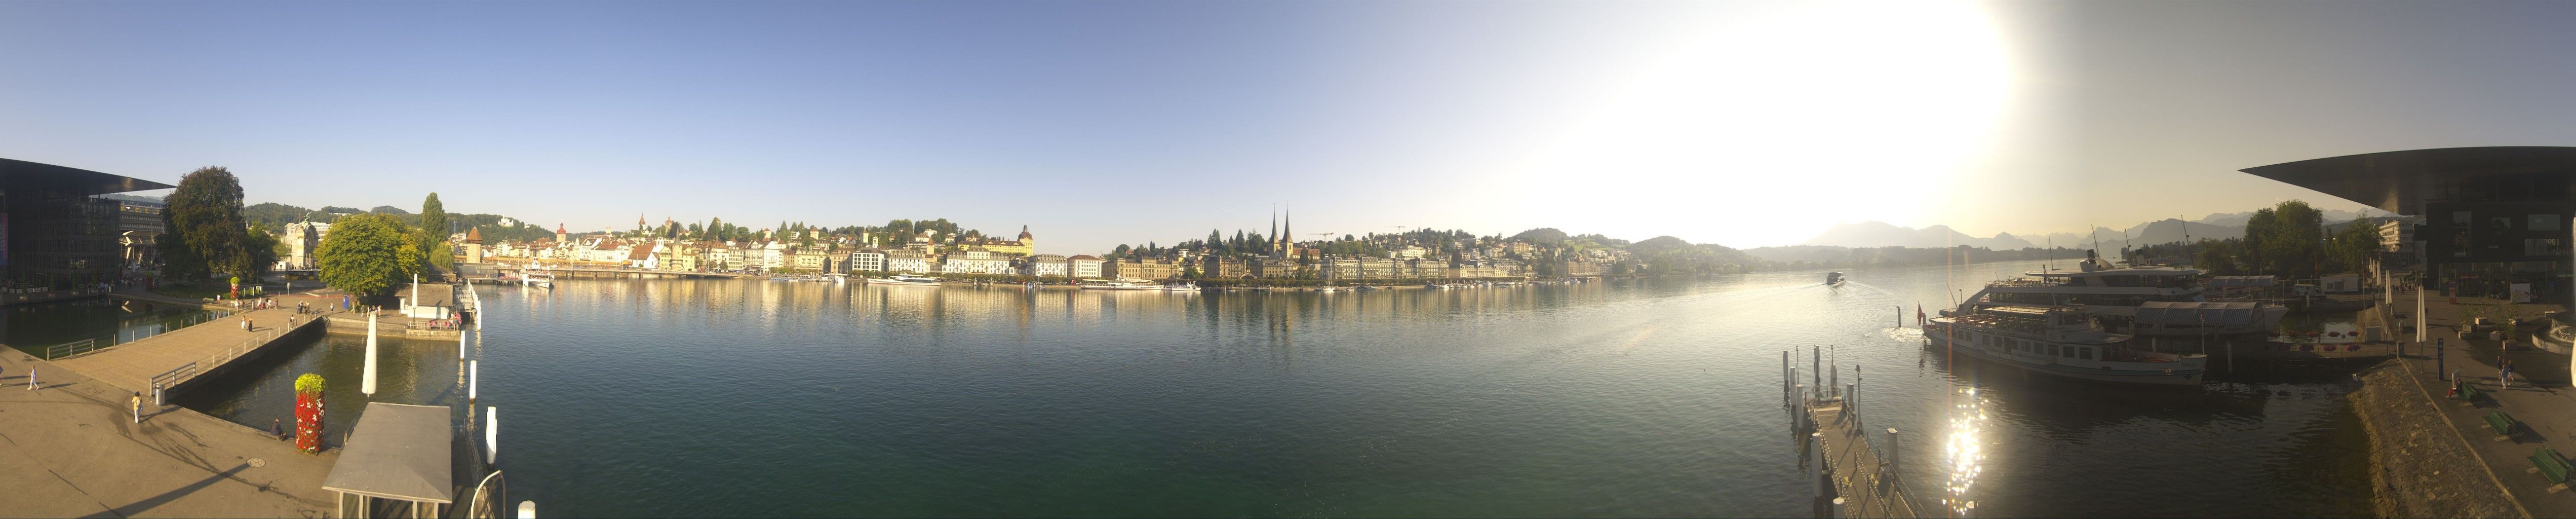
161 166 251 281
317 213 423 297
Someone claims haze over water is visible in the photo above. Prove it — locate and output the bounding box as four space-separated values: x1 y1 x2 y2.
170 262 2370 516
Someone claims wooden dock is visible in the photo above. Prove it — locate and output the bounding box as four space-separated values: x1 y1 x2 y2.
48 305 339 395
1804 395 1920 518
1786 350 1923 518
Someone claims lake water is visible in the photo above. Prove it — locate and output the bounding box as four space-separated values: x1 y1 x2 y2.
176 260 2371 517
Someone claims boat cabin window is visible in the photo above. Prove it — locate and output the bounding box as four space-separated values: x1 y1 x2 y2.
2079 348 2094 360
2047 344 2059 356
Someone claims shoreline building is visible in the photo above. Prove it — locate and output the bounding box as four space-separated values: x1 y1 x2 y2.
0 159 173 303
2240 146 2576 300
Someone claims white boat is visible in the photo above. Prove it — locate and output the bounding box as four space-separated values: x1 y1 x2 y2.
1942 252 2286 337
1078 280 1160 290
1925 305 2208 386
871 275 944 287
519 263 554 289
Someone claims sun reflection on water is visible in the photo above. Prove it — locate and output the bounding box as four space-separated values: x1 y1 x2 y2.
1944 387 1985 517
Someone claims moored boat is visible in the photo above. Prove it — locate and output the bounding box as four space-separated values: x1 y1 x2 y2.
870 275 944 287
1924 305 2208 386
1825 272 1845 285
1078 280 1160 290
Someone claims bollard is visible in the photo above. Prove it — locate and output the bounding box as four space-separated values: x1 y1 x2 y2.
518 501 536 519
459 319 469 360
469 360 479 401
1831 497 1847 518
154 383 165 406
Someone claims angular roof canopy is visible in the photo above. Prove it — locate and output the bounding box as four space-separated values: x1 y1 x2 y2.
0 158 174 196
321 402 456 503
2238 146 2576 216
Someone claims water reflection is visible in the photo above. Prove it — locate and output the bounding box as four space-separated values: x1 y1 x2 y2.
1944 388 1984 517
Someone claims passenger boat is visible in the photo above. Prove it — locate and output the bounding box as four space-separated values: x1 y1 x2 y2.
1077 280 1160 290
1941 251 2286 337
1825 272 1845 285
1925 305 2208 386
870 275 944 287
519 263 554 289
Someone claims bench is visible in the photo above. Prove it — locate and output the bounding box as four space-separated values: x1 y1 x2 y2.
2485 410 2522 438
2456 383 2484 402
2533 447 2573 485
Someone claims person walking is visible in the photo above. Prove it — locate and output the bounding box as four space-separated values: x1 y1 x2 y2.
2504 360 2517 390
130 392 143 424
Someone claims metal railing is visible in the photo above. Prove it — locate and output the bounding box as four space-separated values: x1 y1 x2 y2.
44 339 100 360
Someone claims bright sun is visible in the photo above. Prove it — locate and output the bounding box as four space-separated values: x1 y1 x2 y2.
1504 1 2016 247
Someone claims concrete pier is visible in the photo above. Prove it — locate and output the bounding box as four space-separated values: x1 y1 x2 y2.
49 305 339 396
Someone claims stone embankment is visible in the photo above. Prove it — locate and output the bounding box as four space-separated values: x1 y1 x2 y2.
2351 361 2523 518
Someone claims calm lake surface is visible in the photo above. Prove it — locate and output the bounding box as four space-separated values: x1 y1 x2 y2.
172 260 2371 517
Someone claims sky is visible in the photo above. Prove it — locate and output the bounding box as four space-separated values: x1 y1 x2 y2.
5 2 2575 252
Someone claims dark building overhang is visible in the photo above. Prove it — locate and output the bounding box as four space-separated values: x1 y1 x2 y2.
2238 146 2576 216
0 158 175 197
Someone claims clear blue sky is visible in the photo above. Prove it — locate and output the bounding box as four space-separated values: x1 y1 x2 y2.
5 2 2574 252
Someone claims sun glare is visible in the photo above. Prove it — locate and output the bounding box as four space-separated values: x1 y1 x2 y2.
1508 2 2015 247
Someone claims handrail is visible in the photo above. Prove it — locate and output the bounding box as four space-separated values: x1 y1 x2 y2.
44 339 99 360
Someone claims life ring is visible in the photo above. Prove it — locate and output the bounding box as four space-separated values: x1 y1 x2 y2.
2300 344 2314 352
2347 344 2361 352
2325 331 2340 338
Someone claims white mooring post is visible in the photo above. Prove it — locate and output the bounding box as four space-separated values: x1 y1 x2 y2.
1831 497 1847 518
459 317 469 360
518 501 535 519
1886 428 1900 476
2416 283 2426 343
469 360 479 401
1811 431 1827 502
487 405 500 465
363 313 379 397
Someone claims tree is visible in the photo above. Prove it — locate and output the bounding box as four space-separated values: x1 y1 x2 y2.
418 193 449 270
316 213 424 297
162 166 251 281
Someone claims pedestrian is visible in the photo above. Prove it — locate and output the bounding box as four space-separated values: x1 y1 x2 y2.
130 392 142 424
2504 360 2517 390
271 419 283 440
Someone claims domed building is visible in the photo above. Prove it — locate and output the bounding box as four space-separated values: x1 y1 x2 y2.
982 225 1036 256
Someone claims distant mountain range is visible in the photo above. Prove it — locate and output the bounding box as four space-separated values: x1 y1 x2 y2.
1801 208 2396 252
1803 218 2250 251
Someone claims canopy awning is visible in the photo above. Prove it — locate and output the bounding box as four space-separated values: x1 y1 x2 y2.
321 402 456 503
2133 301 2264 326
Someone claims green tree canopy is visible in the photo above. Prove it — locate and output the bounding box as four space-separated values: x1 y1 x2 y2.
418 193 449 268
162 166 251 281
317 213 424 297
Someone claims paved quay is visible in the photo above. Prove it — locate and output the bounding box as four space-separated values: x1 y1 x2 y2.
2372 286 2576 518
0 349 340 517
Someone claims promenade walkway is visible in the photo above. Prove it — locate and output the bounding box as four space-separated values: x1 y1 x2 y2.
0 351 340 517
2381 286 2576 517
50 303 338 396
